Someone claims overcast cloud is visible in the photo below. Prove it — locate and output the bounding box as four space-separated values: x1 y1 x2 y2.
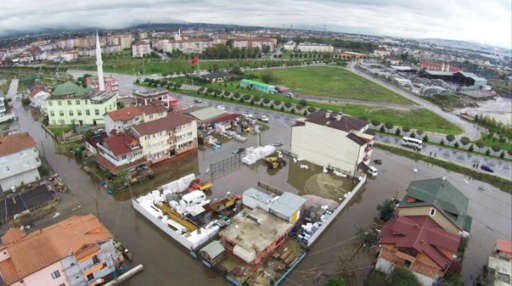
0 0 510 48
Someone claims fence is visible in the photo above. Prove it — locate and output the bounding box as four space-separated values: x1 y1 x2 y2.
209 153 241 181
306 176 367 247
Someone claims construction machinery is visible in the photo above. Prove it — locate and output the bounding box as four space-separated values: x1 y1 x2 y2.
265 156 286 170
187 179 212 193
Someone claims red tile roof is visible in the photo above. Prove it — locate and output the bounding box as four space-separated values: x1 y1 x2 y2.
380 216 460 269
139 103 167 115
132 112 195 136
0 132 37 157
107 106 143 121
0 214 112 285
496 239 512 254
102 133 140 157
211 113 242 123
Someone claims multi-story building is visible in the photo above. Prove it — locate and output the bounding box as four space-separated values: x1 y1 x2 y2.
133 88 170 106
296 42 334 53
95 133 145 174
291 110 375 177
132 41 151 57
105 104 167 134
85 75 119 95
0 214 124 286
397 178 472 236
46 82 118 126
376 215 461 286
130 113 197 164
339 51 369 60
283 40 297 51
159 38 214 54
231 38 276 50
485 239 512 286
0 133 41 192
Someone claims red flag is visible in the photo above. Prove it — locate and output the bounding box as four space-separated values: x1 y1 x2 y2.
190 56 199 65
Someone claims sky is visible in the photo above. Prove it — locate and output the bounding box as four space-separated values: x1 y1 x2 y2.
0 0 510 49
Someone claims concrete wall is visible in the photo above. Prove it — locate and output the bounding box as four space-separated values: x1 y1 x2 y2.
291 122 362 176
306 176 367 247
397 206 460 235
47 96 117 126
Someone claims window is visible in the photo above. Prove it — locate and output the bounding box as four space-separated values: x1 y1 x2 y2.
95 109 100 115
50 111 55 116
59 111 64 116
67 100 72 105
86 110 90 116
429 208 436 216
77 110 82 116
58 101 62 106
69 111 74 116
92 255 100 264
75 100 80 105
48 101 53 106
50 270 61 279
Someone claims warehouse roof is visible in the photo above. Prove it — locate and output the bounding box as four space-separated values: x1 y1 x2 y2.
186 106 226 122
269 192 306 219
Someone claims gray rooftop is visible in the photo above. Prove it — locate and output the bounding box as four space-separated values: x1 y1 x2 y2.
186 106 226 122
270 192 306 219
243 188 274 205
200 240 224 259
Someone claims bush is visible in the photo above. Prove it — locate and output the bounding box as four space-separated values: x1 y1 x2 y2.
500 152 505 159
388 268 421 286
377 199 395 222
371 119 381 126
476 142 484 148
454 142 459 149
417 129 424 135
486 149 491 156
446 134 455 142
491 145 500 152
460 136 470 145
307 106 316 113
440 139 444 146
323 277 346 286
410 133 415 138
385 122 393 129
284 102 292 108
298 99 308 107
468 145 474 152
403 126 410 132
395 128 401 136
380 125 385 132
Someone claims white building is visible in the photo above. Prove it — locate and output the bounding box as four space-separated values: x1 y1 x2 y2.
132 41 151 57
291 111 374 177
283 40 297 51
159 39 214 54
0 133 41 192
104 104 167 134
296 42 334 53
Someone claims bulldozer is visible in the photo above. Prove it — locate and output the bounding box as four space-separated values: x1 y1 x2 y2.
265 156 286 170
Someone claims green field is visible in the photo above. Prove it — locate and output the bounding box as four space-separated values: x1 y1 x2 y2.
251 66 412 104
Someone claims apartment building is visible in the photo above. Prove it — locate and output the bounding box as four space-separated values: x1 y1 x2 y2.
46 82 118 126
296 42 334 53
95 133 145 174
132 41 151 57
231 38 277 50
157 38 214 54
0 133 41 192
291 111 374 177
0 214 124 286
131 113 197 164
105 104 167 135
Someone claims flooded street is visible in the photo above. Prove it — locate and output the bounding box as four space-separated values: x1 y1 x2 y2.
4 79 511 285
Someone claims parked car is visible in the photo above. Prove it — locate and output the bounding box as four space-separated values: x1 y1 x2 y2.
193 99 203 104
373 159 382 165
480 164 494 173
242 112 254 119
258 114 269 122
216 105 226 110
368 166 379 177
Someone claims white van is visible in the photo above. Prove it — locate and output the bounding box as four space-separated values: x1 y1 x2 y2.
180 191 206 207
368 166 379 177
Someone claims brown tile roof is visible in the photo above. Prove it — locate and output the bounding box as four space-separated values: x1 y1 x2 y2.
1 229 26 245
347 133 367 145
380 215 460 270
0 132 37 157
132 112 195 136
0 214 112 284
102 133 140 157
306 111 368 132
139 104 167 115
107 106 143 121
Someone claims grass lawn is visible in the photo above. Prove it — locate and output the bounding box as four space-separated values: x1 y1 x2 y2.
251 66 413 104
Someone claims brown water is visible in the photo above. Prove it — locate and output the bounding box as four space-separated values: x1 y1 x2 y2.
6 97 511 286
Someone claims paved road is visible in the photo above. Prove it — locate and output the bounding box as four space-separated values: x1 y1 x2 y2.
347 62 482 141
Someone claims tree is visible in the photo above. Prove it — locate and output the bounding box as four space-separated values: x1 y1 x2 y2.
356 226 379 248
377 199 395 222
385 122 393 129
468 145 474 152
454 142 459 149
460 136 470 145
446 134 455 142
324 277 346 286
371 119 380 126
395 128 401 136
388 268 421 286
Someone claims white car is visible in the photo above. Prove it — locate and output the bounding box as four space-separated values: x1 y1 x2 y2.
258 114 269 122
243 112 254 118
216 105 226 110
368 166 379 177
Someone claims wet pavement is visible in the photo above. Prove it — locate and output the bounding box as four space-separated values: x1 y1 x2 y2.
4 77 512 285
376 133 512 179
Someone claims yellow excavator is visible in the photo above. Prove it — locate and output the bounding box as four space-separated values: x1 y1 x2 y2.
265 156 287 170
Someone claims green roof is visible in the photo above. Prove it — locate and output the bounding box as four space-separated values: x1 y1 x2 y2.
51 82 90 98
400 178 472 232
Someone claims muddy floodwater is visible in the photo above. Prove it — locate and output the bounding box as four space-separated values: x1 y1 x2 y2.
5 92 511 286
